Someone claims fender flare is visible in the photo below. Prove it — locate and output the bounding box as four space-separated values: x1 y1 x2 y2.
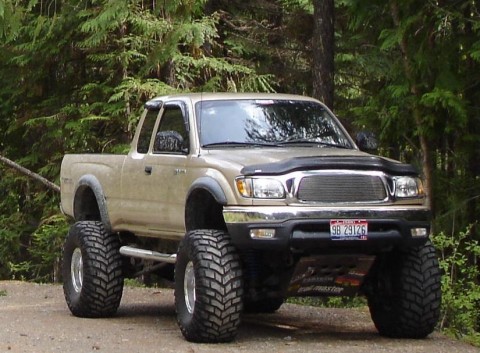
186 176 228 205
74 174 112 233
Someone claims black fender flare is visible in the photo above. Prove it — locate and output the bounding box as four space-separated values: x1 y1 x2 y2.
74 175 112 233
186 177 228 205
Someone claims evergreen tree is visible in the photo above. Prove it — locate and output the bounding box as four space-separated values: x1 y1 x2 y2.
312 0 334 108
340 0 480 231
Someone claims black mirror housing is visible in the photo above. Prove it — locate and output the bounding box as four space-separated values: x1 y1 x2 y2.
356 131 378 152
154 131 187 153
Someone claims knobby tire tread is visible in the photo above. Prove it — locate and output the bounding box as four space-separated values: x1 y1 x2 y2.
175 229 243 343
368 241 441 338
63 221 124 318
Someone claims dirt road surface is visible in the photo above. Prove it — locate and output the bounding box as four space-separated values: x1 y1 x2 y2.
0 280 478 353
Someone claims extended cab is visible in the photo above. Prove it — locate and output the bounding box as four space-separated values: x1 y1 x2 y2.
60 93 441 343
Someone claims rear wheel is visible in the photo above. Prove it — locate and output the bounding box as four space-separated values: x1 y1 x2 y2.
63 221 124 318
366 241 441 338
174 229 244 343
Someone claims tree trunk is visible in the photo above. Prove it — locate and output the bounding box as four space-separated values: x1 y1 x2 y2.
0 154 60 193
389 2 434 216
312 0 335 109
463 3 480 233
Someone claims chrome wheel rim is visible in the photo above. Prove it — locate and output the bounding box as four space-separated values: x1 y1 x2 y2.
71 248 83 293
184 261 196 314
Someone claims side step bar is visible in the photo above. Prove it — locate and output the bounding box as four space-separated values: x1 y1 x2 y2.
119 246 177 264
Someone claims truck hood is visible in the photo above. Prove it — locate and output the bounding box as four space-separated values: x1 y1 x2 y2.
203 147 417 176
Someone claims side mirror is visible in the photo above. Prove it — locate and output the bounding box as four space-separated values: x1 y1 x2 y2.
356 131 378 152
154 131 187 153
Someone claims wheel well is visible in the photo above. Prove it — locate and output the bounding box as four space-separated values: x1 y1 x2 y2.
185 188 226 231
74 185 102 222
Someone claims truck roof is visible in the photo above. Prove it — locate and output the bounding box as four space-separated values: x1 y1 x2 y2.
145 92 322 109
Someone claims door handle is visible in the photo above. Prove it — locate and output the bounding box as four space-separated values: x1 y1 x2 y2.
145 166 152 175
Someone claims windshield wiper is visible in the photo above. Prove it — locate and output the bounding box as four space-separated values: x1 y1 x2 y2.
202 141 278 148
277 139 351 149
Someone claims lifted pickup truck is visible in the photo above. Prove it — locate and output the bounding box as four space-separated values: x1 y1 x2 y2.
60 93 441 343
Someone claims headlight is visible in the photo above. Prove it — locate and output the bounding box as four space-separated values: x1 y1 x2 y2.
236 177 285 199
394 176 424 198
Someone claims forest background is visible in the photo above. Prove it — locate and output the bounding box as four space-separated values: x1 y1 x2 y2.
1 0 480 345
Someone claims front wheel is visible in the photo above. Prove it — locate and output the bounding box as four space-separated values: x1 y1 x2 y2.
366 241 441 338
62 221 124 318
174 229 244 343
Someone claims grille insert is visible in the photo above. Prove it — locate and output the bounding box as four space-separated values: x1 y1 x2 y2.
297 174 387 203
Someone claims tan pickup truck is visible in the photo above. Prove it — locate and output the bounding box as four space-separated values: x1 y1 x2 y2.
60 93 441 343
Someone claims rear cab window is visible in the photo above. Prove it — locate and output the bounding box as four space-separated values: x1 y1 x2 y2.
137 109 160 154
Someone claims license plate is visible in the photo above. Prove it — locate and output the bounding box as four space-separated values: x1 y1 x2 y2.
330 219 368 240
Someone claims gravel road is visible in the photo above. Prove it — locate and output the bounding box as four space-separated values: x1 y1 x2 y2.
0 280 478 353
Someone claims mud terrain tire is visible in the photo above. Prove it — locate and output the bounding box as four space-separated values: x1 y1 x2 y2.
63 221 124 318
367 241 441 338
174 229 244 343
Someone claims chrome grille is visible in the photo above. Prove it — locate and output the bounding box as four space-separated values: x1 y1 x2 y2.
297 174 387 203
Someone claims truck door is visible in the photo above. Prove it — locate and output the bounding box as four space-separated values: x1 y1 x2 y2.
120 105 161 227
142 101 191 235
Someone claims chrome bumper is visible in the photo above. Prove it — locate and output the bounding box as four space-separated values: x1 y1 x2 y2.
223 205 431 250
223 205 430 224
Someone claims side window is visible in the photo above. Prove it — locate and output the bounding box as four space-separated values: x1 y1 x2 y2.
137 109 159 153
153 105 189 154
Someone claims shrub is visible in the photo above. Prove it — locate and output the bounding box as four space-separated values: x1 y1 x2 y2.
432 225 480 342
9 214 69 282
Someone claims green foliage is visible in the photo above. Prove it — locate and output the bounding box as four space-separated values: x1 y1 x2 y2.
420 88 467 126
0 214 25 279
0 169 37 279
0 163 67 282
288 295 366 308
432 226 480 341
124 278 147 288
27 214 69 282
0 0 24 41
7 214 68 282
338 1 480 238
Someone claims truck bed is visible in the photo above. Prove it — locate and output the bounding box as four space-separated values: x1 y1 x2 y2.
60 153 127 227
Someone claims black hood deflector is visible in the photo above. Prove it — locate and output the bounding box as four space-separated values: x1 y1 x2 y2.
241 156 418 176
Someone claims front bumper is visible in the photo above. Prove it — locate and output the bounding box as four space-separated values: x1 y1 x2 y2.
223 205 431 252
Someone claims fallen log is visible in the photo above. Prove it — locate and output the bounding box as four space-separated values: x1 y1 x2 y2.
0 154 60 193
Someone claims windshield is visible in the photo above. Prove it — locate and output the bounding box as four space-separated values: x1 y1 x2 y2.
195 99 353 149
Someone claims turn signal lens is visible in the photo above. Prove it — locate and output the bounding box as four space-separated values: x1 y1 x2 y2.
236 178 252 197
236 177 285 199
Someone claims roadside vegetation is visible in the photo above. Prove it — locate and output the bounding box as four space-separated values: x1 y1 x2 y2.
1 0 479 346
